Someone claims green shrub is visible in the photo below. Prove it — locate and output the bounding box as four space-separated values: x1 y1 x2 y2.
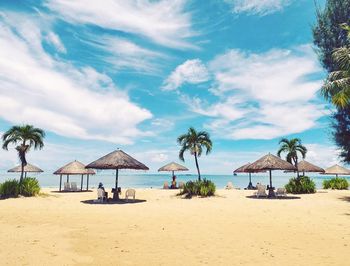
0 177 40 198
285 176 316 194
20 177 41 196
179 179 216 198
0 179 20 198
323 177 349 190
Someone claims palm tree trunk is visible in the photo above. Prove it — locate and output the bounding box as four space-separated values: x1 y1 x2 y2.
194 152 201 181
295 157 299 178
20 160 24 184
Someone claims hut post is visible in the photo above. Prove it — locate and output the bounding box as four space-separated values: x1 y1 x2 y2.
87 174 89 191
25 172 27 178
80 174 83 191
248 172 253 189
66 174 69 183
268 169 275 198
59 174 62 191
114 168 119 200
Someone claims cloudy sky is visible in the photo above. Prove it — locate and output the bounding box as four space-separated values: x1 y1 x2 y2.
0 0 339 174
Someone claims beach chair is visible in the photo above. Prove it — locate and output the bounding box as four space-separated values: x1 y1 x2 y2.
163 181 169 189
225 182 234 190
276 188 287 197
94 188 106 203
125 189 136 202
178 182 184 189
71 182 79 192
64 182 70 191
255 185 267 198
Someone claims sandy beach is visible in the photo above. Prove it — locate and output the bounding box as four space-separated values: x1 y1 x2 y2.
0 188 349 265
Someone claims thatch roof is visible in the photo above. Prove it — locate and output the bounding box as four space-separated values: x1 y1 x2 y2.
246 153 296 171
158 162 188 172
53 160 95 175
234 163 266 173
8 163 43 173
323 164 350 175
297 160 325 173
86 149 149 170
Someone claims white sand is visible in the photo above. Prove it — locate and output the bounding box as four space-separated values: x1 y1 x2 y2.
0 188 349 265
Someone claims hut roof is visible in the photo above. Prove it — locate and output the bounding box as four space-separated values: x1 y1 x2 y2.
323 164 350 175
158 162 188 172
234 163 266 173
246 153 296 171
8 163 43 173
297 160 325 173
86 149 149 170
53 160 95 175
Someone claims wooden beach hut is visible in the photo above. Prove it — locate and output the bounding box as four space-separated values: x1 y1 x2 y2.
86 149 149 200
247 153 296 197
54 160 95 192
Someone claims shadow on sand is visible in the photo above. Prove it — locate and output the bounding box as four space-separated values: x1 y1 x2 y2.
80 199 147 205
339 196 350 203
245 195 301 200
50 190 94 193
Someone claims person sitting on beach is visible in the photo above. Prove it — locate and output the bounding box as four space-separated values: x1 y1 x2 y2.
98 182 108 201
171 175 177 189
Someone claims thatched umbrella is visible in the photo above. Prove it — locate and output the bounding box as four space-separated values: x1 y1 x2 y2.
86 149 149 199
158 162 188 176
8 163 43 178
322 164 350 177
247 153 296 197
158 162 188 188
234 163 265 189
293 160 325 176
54 160 95 192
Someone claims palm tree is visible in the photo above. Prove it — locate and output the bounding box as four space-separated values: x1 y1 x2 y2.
277 138 307 177
322 24 350 108
177 127 212 181
2 125 45 184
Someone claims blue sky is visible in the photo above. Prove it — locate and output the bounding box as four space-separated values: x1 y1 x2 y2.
0 0 340 174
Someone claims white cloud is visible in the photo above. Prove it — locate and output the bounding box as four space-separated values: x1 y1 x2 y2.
304 143 341 168
150 153 169 163
162 59 209 91
86 35 165 74
226 0 293 16
45 0 196 49
0 13 152 144
45 31 66 53
183 45 327 140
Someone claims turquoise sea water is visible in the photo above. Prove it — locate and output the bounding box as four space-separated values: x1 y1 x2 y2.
1 170 348 190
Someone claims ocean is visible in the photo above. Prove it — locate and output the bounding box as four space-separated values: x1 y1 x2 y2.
0 170 347 190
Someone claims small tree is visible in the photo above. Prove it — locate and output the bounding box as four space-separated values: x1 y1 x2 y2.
2 125 45 184
313 0 350 163
277 138 307 177
177 127 212 181
322 25 350 108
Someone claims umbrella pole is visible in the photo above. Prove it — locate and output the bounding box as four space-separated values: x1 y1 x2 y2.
114 169 119 200
248 172 253 189
59 174 62 192
25 172 27 178
86 174 89 191
268 169 275 198
81 174 83 191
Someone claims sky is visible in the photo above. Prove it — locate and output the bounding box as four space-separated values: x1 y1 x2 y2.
0 0 340 174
